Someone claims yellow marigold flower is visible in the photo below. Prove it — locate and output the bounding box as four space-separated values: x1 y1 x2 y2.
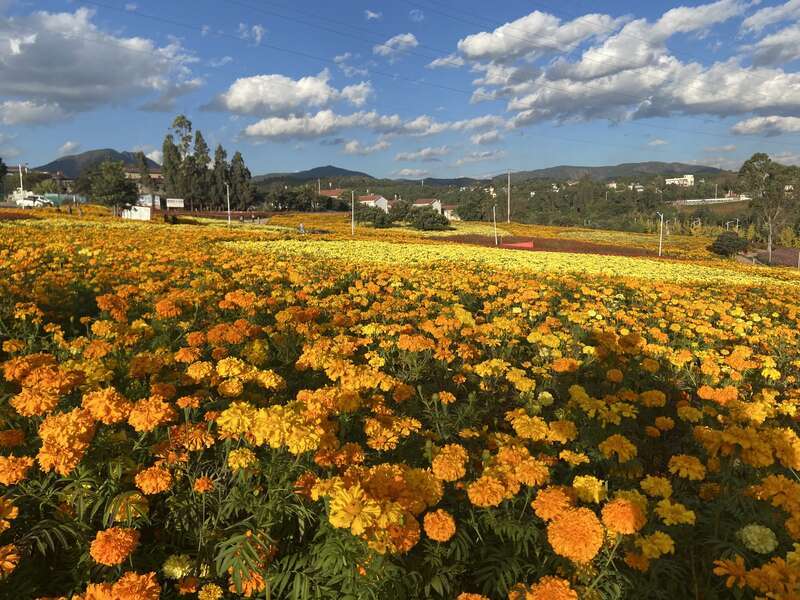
636 531 675 559
737 524 778 554
547 508 603 563
198 583 224 600
186 361 213 381
639 390 666 407
668 455 706 481
0 544 19 577
506 410 548 441
559 450 590 466
602 498 646 535
466 475 506 508
111 571 160 600
655 499 695 526
90 527 140 566
455 594 489 600
431 444 468 482
81 388 133 425
655 416 675 431
162 553 193 579
640 475 672 498
547 420 577 444
227 448 257 472
0 456 34 485
127 395 176 433
599 434 638 463
677 405 703 422
216 401 257 438
423 509 456 542
135 465 173 495
531 486 574 521
572 475 606 503
329 484 381 535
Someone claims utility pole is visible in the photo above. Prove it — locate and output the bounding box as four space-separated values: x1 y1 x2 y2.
493 205 498 246
506 171 511 223
351 190 355 236
18 164 24 190
714 183 718 199
421 178 424 188
225 182 231 227
656 211 664 257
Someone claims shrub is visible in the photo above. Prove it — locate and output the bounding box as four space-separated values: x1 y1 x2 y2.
372 211 394 228
709 231 748 256
411 207 450 231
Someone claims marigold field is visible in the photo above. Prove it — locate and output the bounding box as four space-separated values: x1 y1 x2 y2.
1 212 800 600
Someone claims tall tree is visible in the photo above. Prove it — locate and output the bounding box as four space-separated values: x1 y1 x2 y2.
162 134 182 198
191 131 211 210
740 153 794 264
135 151 154 197
229 151 252 210
212 144 229 211
0 157 7 199
90 161 138 214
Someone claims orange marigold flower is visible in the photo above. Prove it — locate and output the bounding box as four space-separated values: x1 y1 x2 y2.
455 594 489 600
0 543 19 577
668 454 706 481
526 576 578 600
128 395 177 433
111 571 161 600
135 465 173 495
89 527 140 566
547 508 603 563
155 299 182 319
81 388 133 425
432 444 468 482
439 391 456 405
532 486 574 521
713 555 748 589
601 498 646 535
0 456 34 485
467 475 506 508
194 476 214 494
9 388 59 417
423 509 456 542
551 358 579 373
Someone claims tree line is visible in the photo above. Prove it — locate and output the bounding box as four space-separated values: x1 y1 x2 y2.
161 115 254 210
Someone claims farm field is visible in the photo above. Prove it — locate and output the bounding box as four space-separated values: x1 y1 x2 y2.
1 212 800 600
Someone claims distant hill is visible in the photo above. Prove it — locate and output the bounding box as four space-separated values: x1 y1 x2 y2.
501 162 725 183
35 149 160 179
255 165 374 182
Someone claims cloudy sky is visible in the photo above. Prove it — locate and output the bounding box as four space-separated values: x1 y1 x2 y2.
3 0 800 177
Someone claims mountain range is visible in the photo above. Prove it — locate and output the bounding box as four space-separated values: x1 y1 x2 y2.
35 149 160 179
499 162 724 183
254 165 373 182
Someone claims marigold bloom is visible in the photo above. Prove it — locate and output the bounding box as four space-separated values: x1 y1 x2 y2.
127 395 176 433
135 465 173 495
0 544 19 577
713 555 748 589
467 475 506 508
654 499 695 526
668 455 706 480
640 475 672 498
572 475 606 503
432 444 468 482
602 498 646 534
636 531 675 559
599 434 638 463
0 456 34 485
162 553 193 579
532 486 573 521
38 408 96 476
81 388 133 424
455 594 489 600
111 571 160 600
228 448 257 471
0 429 25 448
198 583 224 600
423 509 456 542
194 476 214 494
547 508 603 563
329 484 381 535
526 576 578 600
90 527 140 566
737 524 778 554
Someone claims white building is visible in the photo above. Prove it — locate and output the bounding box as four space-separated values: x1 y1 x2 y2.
442 204 460 221
665 174 695 187
121 206 152 221
412 198 442 213
358 194 389 213
606 182 618 190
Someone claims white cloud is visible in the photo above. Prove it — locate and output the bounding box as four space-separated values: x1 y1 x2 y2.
141 78 204 112
704 144 736 152
0 100 66 125
238 23 265 45
124 3 138 11
343 139 390 155
731 115 800 135
741 0 800 33
471 129 502 144
57 140 80 156
427 54 465 69
146 150 163 164
242 110 507 141
394 168 429 178
395 146 450 161
455 149 506 165
457 10 627 63
365 10 382 21
749 24 800 66
209 56 233 68
334 53 369 78
409 9 425 22
0 8 199 121
211 70 372 115
647 138 668 146
373 33 418 61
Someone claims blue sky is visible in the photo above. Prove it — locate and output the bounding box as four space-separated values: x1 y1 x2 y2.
2 0 800 177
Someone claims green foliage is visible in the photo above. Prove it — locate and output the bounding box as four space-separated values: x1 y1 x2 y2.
411 207 450 231
372 211 394 228
709 232 748 257
89 160 137 210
